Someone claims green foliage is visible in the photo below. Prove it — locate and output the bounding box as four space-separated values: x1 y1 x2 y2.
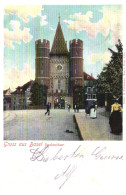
97 39 123 100
73 85 84 108
29 81 48 106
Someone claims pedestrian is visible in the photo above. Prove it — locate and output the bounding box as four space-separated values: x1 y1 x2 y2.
68 104 71 112
69 104 71 111
74 104 77 112
85 102 90 115
77 104 79 113
90 102 97 119
45 102 50 115
109 99 122 134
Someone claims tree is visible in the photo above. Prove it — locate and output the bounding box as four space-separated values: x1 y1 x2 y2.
97 39 123 103
29 81 48 106
73 85 84 108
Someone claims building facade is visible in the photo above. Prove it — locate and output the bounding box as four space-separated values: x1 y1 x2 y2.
83 72 97 108
35 19 84 109
3 88 11 110
11 81 33 110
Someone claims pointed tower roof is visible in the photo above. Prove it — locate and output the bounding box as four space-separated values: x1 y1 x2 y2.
50 19 68 55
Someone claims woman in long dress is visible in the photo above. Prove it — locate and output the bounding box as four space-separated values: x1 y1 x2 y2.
90 103 97 119
109 100 122 134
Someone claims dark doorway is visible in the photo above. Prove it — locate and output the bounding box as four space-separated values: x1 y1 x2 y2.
54 97 65 109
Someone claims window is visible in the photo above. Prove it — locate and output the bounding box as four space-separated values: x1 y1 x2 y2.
84 81 87 86
92 87 96 93
87 87 91 93
27 87 30 92
92 94 96 99
90 81 93 86
87 94 91 99
58 80 60 89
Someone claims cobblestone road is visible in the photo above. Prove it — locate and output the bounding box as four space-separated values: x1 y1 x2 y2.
4 109 80 140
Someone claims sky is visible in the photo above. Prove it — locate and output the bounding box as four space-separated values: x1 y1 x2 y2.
3 5 122 91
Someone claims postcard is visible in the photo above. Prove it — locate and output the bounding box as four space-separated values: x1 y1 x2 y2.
1 0 126 194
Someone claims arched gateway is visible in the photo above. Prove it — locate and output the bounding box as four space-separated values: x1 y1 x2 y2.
54 97 65 109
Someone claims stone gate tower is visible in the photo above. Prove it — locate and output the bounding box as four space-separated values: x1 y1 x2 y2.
35 19 84 109
69 39 84 95
35 39 50 88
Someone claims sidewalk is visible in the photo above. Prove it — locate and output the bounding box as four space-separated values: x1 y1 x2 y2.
75 107 122 140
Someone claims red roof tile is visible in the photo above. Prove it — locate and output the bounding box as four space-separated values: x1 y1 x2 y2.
83 72 96 81
50 21 68 55
4 89 8 94
3 88 11 95
12 80 33 94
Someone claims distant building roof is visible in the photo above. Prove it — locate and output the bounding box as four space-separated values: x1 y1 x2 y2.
4 89 9 95
16 80 33 91
12 80 33 94
3 88 11 96
83 72 96 81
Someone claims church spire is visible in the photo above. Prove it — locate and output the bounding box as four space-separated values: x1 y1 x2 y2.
58 14 60 23
50 17 68 55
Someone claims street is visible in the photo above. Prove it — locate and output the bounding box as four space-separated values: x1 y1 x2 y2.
4 108 122 141
4 109 80 140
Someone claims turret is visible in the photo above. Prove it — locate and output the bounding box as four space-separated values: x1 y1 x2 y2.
35 39 50 88
69 39 84 94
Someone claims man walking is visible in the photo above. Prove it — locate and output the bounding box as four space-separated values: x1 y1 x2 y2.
67 104 71 112
45 102 50 115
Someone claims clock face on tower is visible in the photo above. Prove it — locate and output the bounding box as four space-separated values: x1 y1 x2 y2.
56 64 63 71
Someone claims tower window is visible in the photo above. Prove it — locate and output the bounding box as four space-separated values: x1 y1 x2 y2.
58 80 60 89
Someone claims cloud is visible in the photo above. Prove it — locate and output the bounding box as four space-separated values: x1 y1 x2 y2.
4 5 43 23
40 15 48 26
64 11 94 34
4 20 33 49
4 64 35 91
89 52 111 65
63 20 74 25
50 27 56 31
64 5 122 45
